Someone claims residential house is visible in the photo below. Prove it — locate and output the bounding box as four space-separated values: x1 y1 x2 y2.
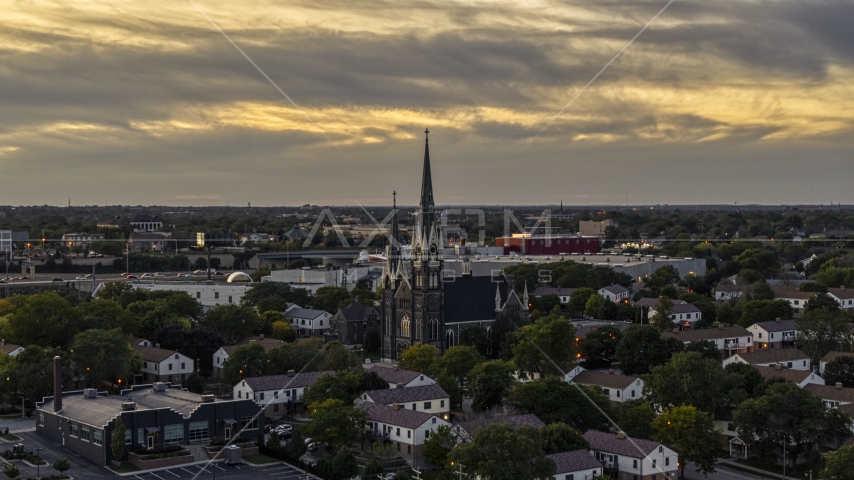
285 306 333 336
37 359 263 467
573 322 633 343
819 351 854 376
533 286 575 304
132 343 194 385
61 233 105 247
663 325 753 358
598 284 630 303
547 450 605 480
722 349 810 371
565 366 644 403
213 335 285 370
130 215 163 232
748 319 798 350
328 302 380 348
129 232 167 252
828 287 854 311
582 430 678 480
364 365 436 389
358 402 450 464
0 340 24 357
644 301 702 327
804 383 854 408
769 286 816 316
452 413 544 444
233 370 333 418
356 384 450 420
753 365 824 388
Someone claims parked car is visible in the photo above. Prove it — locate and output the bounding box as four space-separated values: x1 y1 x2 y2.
153 272 165 278
52 277 63 282
75 276 86 281
126 275 138 279
140 273 152 279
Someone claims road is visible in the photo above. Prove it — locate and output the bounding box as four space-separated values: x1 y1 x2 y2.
683 462 772 480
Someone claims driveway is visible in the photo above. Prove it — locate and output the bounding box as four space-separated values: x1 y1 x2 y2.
0 416 35 433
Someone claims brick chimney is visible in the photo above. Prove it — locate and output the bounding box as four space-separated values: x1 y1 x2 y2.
836 382 843 390
775 362 783 370
287 369 295 377
616 431 626 439
53 356 63 413
775 317 781 323
155 343 161 349
259 334 265 340
392 403 400 411
718 324 724 330
392 365 399 372
609 369 615 375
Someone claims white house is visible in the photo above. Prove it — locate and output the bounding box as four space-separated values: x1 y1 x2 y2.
285 306 334 336
547 450 604 480
565 366 644 403
356 384 450 420
722 349 811 371
131 282 252 310
828 287 854 311
0 340 24 357
365 365 436 389
598 284 630 303
663 325 753 358
358 402 451 464
213 335 285 370
233 370 333 418
533 286 575 305
649 303 702 326
804 383 854 408
582 430 678 480
754 365 824 388
769 286 817 316
131 343 194 385
819 351 854 376
748 319 798 350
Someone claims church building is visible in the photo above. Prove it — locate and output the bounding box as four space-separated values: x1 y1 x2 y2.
381 130 529 361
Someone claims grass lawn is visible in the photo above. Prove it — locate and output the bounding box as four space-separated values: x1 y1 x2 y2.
109 462 141 474
0 433 21 441
243 454 279 465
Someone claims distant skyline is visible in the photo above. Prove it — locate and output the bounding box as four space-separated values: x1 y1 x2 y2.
1 0 852 206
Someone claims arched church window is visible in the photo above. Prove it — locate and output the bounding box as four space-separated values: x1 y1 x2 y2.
400 315 410 338
446 329 455 347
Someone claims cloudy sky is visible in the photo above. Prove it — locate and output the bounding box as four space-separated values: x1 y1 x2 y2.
1 0 852 207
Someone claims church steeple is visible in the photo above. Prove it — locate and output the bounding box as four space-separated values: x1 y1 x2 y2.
420 129 434 212
415 128 438 257
390 190 400 249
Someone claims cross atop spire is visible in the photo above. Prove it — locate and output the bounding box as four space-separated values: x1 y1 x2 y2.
393 190 397 208
425 128 430 143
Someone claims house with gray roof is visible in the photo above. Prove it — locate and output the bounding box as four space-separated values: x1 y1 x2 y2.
0 339 23 357
233 370 333 418
769 286 817 316
753 365 824 388
664 325 752 358
804 383 854 408
285 305 333 337
748 318 798 350
582 430 678 479
598 284 630 303
547 450 604 480
723 348 810 371
358 402 450 464
365 364 436 389
451 413 544 443
328 301 380 348
356 384 450 419
132 342 194 385
213 335 284 370
565 366 644 403
820 351 854 375
828 287 854 311
533 286 575 304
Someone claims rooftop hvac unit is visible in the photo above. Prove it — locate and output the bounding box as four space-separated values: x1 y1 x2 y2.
153 382 167 392
83 389 98 399
224 444 242 465
121 402 136 411
201 394 215 403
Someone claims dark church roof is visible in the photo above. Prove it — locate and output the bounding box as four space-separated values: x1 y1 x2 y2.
443 275 510 324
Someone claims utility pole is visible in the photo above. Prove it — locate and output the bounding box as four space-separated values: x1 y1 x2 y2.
451 462 467 480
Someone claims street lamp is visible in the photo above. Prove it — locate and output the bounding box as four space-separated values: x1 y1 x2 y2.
35 446 42 478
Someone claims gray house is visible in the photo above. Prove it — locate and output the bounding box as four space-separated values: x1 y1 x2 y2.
36 360 263 467
328 302 380 348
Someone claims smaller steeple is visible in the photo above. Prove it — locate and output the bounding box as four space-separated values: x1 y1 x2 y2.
523 282 529 308
495 284 502 312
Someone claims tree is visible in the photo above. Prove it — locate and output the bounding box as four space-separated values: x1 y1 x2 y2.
257 296 291 314
70 329 143 387
804 292 841 313
584 294 606 319
579 325 622 364
508 377 612 432
468 360 515 411
302 372 360 406
304 398 367 450
52 458 70 477
398 344 439 375
363 328 381 354
568 288 597 314
5 291 77 348
512 310 576 378
312 286 354 313
460 325 492 357
824 356 854 388
3 346 72 406
111 417 126 465
643 352 729 415
436 371 463 412
716 301 737 325
540 422 589 454
271 320 297 342
184 372 206 394
653 406 721 478
823 444 854 480
3 464 19 479
721 362 766 415
318 447 358 480
201 305 263 344
76 299 132 332
435 346 484 391
738 300 793 327
240 282 313 308
651 296 674 331
221 343 268 385
614 400 655 440
268 338 324 374
644 266 681 297
448 424 555 480
684 340 722 362
797 309 852 364
422 425 455 467
320 341 360 371
733 381 850 471
615 325 683 375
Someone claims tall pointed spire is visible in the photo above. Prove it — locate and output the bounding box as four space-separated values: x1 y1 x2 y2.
420 128 434 211
390 191 400 249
